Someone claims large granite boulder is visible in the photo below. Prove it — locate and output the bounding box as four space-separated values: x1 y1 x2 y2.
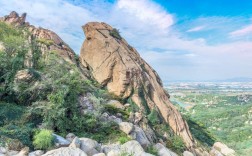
80 22 194 148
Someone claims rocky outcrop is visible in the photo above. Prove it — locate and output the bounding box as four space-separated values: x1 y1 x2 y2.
80 22 194 148
0 11 77 65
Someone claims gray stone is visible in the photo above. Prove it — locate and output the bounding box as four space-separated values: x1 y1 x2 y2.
0 147 7 154
42 147 87 156
107 150 121 156
131 126 151 148
28 150 44 156
93 153 106 156
101 144 121 154
119 122 134 134
121 140 146 156
183 151 194 156
154 143 178 156
53 134 70 147
69 137 81 148
29 150 44 156
66 133 76 142
79 138 101 156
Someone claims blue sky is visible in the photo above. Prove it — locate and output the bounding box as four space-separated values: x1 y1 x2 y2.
1 0 252 81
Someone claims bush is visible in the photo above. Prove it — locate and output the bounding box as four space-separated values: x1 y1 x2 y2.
33 129 54 150
118 136 131 144
109 28 122 40
36 38 54 46
166 135 186 153
147 109 160 125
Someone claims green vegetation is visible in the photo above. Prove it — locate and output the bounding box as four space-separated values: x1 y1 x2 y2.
109 28 122 40
33 129 54 150
166 135 186 153
104 105 129 120
0 21 128 148
126 98 140 112
118 136 131 144
169 83 252 156
36 38 54 46
146 146 158 155
147 109 160 125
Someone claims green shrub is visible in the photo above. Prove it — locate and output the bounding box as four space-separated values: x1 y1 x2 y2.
36 38 54 46
118 136 131 144
127 98 139 112
109 28 122 40
166 135 186 153
147 109 160 125
146 146 158 155
33 129 54 150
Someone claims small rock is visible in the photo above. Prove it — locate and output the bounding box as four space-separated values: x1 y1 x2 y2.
101 144 121 154
116 113 122 117
53 133 70 147
29 150 44 156
14 69 33 83
107 150 120 156
124 103 130 107
134 112 143 124
79 138 101 156
69 137 81 148
0 147 7 154
183 151 194 156
93 153 106 156
119 122 134 134
66 133 76 142
131 126 151 149
154 143 178 156
121 140 145 156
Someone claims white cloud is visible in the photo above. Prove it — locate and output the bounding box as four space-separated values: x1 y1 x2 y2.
116 0 173 30
0 0 251 81
187 26 205 32
229 24 252 37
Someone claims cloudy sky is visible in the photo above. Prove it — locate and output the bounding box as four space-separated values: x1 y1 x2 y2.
1 0 252 81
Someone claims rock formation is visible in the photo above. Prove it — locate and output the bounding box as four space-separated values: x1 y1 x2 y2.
0 11 76 64
80 22 194 148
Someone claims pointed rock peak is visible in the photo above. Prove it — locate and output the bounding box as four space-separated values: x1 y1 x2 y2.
0 11 77 64
0 11 27 26
80 22 195 148
9 11 19 18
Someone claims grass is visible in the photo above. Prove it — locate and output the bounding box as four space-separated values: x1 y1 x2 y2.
118 136 131 144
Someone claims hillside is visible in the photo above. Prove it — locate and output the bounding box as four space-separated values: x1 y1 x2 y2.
0 12 235 156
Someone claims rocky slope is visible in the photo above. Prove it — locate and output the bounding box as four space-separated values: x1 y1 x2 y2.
80 22 194 148
0 11 237 156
